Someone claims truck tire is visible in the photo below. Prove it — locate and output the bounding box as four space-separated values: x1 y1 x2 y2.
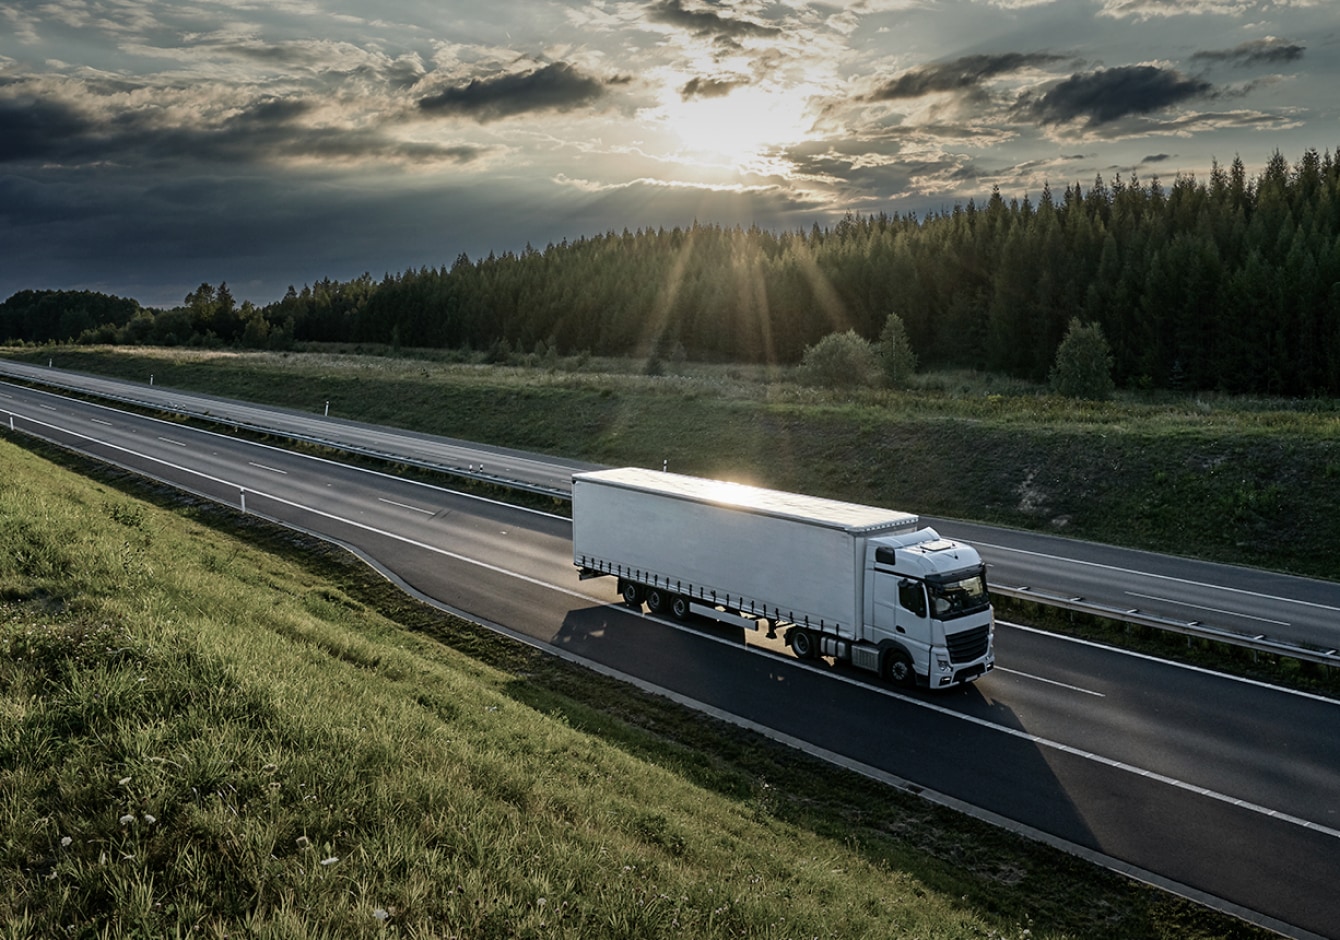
645 587 668 615
620 580 643 609
790 628 817 660
884 650 917 689
670 594 692 621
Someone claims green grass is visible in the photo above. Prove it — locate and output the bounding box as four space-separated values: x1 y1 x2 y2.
0 435 1270 938
7 345 1338 582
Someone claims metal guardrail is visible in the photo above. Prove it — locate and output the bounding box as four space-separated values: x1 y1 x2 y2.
6 364 1336 671
993 585 1340 669
0 366 570 500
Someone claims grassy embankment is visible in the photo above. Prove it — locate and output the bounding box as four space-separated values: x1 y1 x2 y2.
0 435 1269 938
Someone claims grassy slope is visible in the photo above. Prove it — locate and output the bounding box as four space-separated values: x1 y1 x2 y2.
7 346 1338 581
0 435 1268 939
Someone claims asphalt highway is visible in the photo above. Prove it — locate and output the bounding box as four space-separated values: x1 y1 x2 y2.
2 359 1337 657
2 382 1338 939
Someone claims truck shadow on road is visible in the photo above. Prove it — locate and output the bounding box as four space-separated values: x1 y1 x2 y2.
538 602 1097 867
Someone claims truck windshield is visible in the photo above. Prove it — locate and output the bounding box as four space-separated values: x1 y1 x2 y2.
927 569 990 620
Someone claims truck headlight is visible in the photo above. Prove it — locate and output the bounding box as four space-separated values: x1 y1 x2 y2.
936 657 951 672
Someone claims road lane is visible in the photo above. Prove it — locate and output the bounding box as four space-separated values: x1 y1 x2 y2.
933 517 1340 653
3 381 1338 938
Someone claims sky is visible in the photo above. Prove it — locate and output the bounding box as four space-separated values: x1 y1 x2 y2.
1 0 1336 309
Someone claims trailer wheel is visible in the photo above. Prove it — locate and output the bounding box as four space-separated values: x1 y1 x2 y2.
790 628 817 660
620 580 643 609
645 587 668 615
884 650 917 689
670 594 692 621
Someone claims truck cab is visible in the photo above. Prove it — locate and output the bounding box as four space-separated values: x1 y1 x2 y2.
865 529 995 688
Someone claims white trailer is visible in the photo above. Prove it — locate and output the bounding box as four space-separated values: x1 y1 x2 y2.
572 467 994 689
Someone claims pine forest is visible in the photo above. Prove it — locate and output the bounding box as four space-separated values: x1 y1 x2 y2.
3 147 1339 397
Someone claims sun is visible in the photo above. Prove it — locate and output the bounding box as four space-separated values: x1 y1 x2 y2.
655 83 815 170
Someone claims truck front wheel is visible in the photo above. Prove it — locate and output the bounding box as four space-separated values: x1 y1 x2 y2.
790 629 817 660
884 650 917 689
620 580 643 609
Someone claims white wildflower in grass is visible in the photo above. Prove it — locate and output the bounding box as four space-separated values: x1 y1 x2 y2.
142 814 156 825
319 856 338 866
119 814 135 826
372 908 390 922
60 836 72 848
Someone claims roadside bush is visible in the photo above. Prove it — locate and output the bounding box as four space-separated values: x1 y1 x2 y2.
796 330 880 388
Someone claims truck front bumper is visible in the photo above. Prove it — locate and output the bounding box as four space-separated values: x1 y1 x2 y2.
941 659 994 687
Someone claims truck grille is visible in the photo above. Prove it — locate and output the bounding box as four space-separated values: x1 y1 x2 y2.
946 624 990 663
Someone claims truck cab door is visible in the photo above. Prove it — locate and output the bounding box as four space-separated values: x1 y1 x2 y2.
873 572 930 640
871 571 932 672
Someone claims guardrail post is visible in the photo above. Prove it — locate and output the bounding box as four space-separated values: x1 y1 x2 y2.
240 487 247 514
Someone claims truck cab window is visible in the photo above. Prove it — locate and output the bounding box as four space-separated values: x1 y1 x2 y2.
926 570 989 620
898 579 927 618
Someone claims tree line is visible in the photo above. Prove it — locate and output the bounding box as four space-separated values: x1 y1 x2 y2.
3 146 1338 396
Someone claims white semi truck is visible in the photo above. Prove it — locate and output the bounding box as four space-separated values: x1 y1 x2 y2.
572 467 994 689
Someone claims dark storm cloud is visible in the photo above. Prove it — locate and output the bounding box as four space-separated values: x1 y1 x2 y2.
0 166 532 307
0 96 90 163
867 53 1067 102
680 75 748 100
0 81 483 169
1016 66 1214 128
1191 38 1305 68
417 62 607 122
648 0 782 42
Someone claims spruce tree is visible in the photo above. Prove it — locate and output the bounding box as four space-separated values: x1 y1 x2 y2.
1049 318 1115 400
877 312 918 388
